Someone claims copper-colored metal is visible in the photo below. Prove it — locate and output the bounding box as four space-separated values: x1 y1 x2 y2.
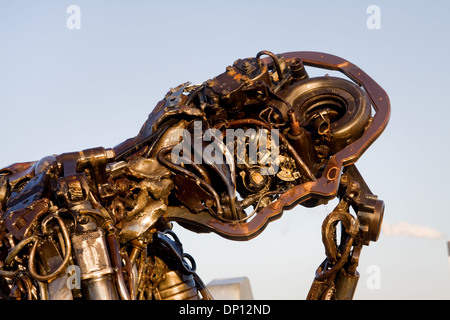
0 50 389 300
287 109 302 136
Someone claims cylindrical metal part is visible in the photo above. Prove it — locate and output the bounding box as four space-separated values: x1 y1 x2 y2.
289 58 309 80
287 109 302 136
82 275 118 300
157 270 199 300
334 270 360 300
71 228 118 300
106 232 131 300
287 109 317 170
129 239 145 266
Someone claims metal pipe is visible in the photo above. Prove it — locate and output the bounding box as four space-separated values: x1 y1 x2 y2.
286 110 318 171
157 146 224 216
106 232 131 300
218 118 316 181
120 250 136 299
0 268 18 277
5 235 39 267
28 215 72 282
256 50 284 81
71 227 118 300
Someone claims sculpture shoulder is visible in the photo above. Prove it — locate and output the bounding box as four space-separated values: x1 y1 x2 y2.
0 156 57 212
114 82 206 160
0 160 37 208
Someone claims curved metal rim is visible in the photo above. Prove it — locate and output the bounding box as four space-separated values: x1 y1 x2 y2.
169 51 391 241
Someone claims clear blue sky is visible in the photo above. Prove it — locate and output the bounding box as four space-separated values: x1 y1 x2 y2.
0 1 449 299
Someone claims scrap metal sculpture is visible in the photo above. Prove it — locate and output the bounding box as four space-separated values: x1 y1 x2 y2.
0 51 390 300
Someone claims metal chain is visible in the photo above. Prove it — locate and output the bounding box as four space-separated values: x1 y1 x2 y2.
307 184 363 300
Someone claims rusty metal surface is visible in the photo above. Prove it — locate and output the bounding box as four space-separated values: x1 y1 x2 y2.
0 50 389 300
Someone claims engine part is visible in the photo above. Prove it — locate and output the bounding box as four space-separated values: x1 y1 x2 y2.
155 270 198 300
71 226 117 300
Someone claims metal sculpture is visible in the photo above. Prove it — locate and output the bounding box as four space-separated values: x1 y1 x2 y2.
0 50 390 300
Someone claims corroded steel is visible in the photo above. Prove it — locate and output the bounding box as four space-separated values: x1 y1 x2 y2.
0 50 389 300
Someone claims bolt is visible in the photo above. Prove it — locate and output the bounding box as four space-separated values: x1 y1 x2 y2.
288 109 302 136
250 171 265 186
